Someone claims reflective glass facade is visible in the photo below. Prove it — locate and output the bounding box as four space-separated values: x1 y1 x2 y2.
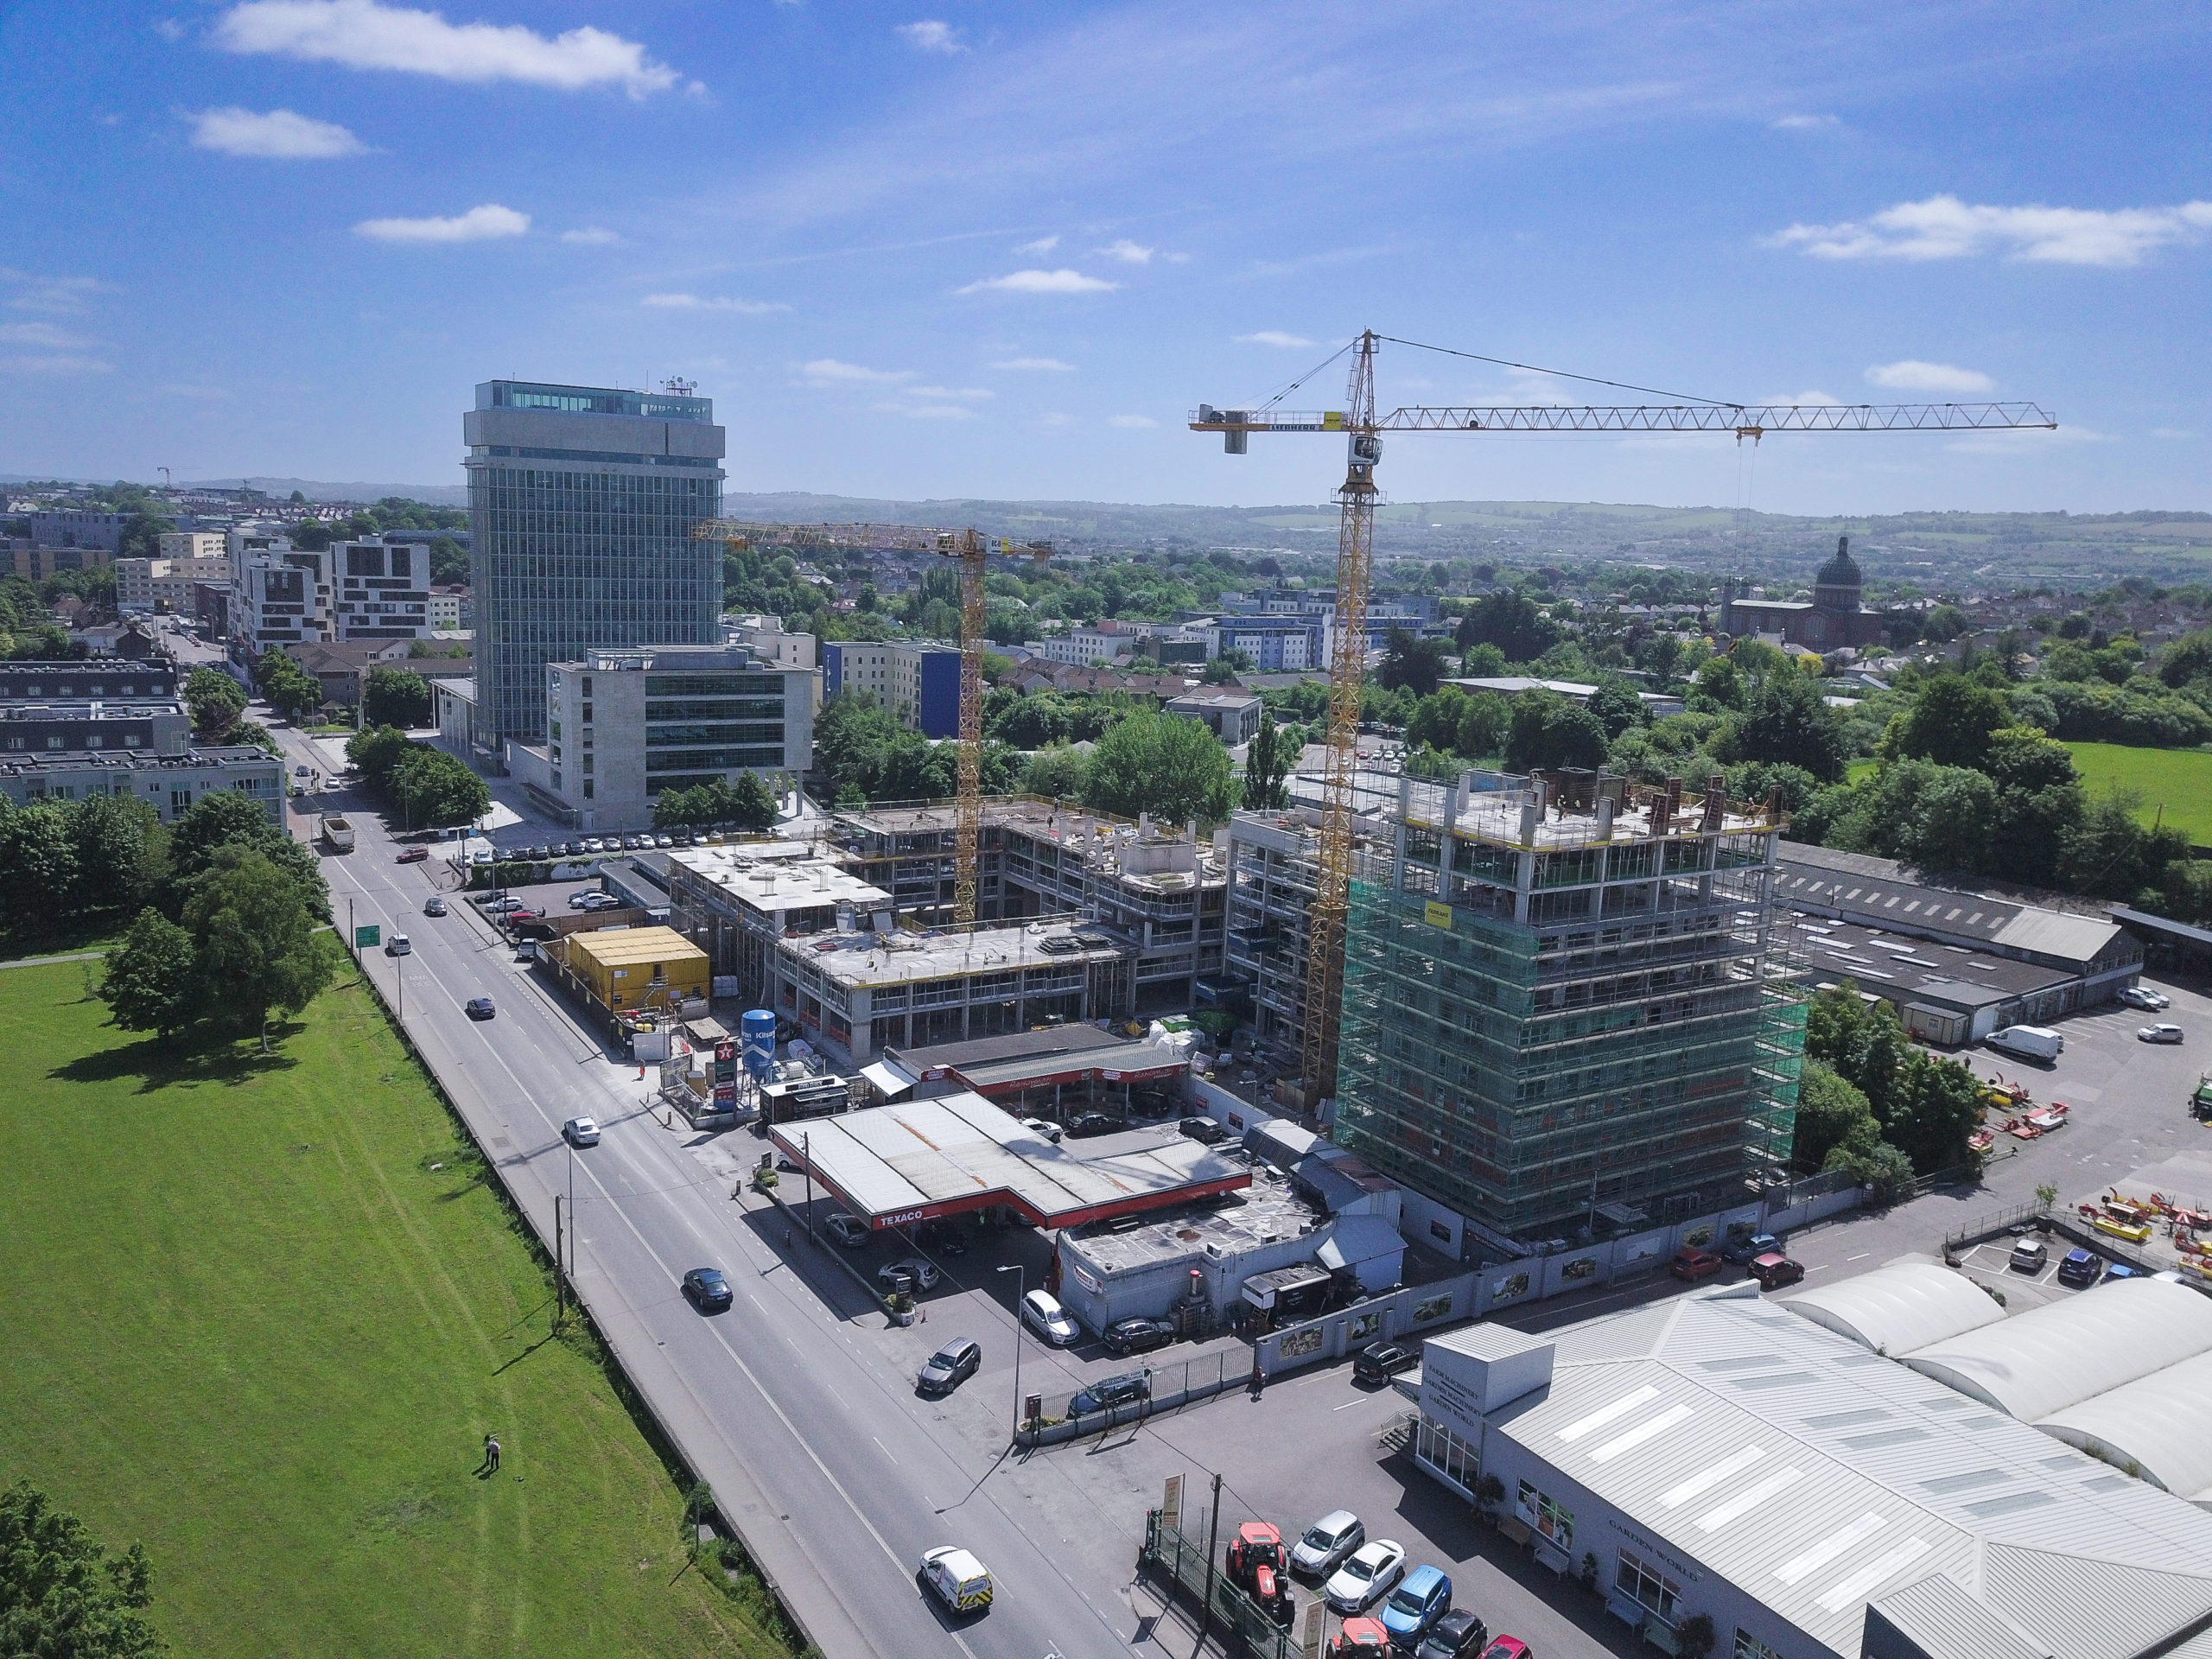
465 380 724 741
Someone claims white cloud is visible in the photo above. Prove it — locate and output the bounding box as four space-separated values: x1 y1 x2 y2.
908 385 992 400
803 358 912 385
0 322 98 349
957 268 1118 295
188 105 365 158
1038 412 1076 427
2152 428 2196 440
154 17 186 39
1865 359 1993 394
0 353 111 376
1014 235 1058 256
1235 330 1313 347
1108 414 1157 429
214 0 681 99
0 270 117 315
562 226 619 245
1771 113 1836 130
154 384 235 401
896 20 962 54
991 356 1075 371
353 202 529 243
1756 391 1842 407
1096 238 1153 264
1770 194 2212 267
642 292 788 315
901 404 976 420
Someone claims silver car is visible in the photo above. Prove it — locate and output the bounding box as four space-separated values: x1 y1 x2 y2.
1291 1510 1365 1578
2139 1024 2186 1045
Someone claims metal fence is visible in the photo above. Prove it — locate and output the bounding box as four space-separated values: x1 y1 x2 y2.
1031 1350 1243 1442
1141 1508 1307 1659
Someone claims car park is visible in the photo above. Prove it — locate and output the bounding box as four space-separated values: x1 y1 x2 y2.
917 1338 981 1395
396 847 429 863
1066 1111 1120 1137
1178 1115 1228 1145
1720 1229 1782 1265
2010 1237 2050 1274
464 997 496 1020
1669 1246 1724 1281
1749 1252 1806 1290
1381 1564 1452 1647
1020 1117 1063 1143
1020 1288 1080 1345
423 896 447 916
1352 1340 1418 1383
681 1267 733 1312
1324 1539 1407 1613
2058 1248 2104 1287
563 1116 600 1147
1067 1370 1150 1417
823 1212 868 1249
1291 1510 1365 1579
2140 1024 2186 1045
918 1545 992 1615
1104 1316 1176 1356
877 1257 940 1293
1414 1608 1490 1659
2121 986 2172 1011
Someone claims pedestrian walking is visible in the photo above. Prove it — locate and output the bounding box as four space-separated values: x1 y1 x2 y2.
784 1226 793 1249
484 1433 501 1473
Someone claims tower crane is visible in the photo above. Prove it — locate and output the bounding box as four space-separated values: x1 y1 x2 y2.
1193 328 2057 1113
692 519 1050 922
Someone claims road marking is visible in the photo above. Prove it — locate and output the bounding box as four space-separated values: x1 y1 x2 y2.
1846 1253 1871 1262
1804 1263 1831 1274
1333 1400 1360 1411
874 1436 898 1465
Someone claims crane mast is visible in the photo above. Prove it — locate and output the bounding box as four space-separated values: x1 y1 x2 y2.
1194 337 2056 1119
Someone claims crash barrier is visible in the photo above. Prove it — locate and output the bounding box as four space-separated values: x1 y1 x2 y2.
1140 1508 1308 1659
1021 1349 1246 1447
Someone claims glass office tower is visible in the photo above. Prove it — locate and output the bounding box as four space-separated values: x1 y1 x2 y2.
463 380 725 742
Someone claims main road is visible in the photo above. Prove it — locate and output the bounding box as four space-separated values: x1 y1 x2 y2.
270 719 1165 1659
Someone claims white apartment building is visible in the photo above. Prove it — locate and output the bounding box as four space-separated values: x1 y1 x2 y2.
330 537 432 642
238 546 333 655
115 556 233 614
427 590 464 630
157 531 226 563
1025 624 1139 667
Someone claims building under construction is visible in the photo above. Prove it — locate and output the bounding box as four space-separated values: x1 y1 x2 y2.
1331 767 1806 1243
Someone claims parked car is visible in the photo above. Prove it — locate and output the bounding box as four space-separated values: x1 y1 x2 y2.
1381 1565 1452 1648
529 844 552 861
2139 1024 2186 1045
1352 1341 1419 1384
1178 1115 1228 1145
480 895 524 912
1720 1230 1782 1265
681 1267 733 1312
1414 1608 1490 1659
505 906 544 922
1020 1288 1079 1346
2120 986 2172 1011
569 890 600 908
918 1217 969 1255
396 846 429 863
464 997 496 1020
1020 1117 1064 1144
918 1545 992 1615
1104 1316 1176 1357
563 1115 600 1147
1478 1641 1533 1659
1669 1247 1725 1281
1066 1111 1120 1138
654 834 673 849
917 1338 981 1395
582 838 604 853
1067 1370 1150 1417
823 1212 868 1249
1291 1510 1365 1579
2057 1248 2104 1287
877 1257 941 1293
423 896 447 917
1749 1252 1807 1290
2010 1237 2050 1274
1324 1539 1407 1613
514 942 537 963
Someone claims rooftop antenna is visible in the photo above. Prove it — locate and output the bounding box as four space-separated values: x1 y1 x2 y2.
662 377 696 397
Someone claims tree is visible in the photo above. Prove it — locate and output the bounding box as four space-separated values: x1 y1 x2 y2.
1689 654 1742 711
1881 675 2010 770
1406 688 1470 754
1793 1063 1877 1173
67 793 164 917
181 849 333 1031
1377 628 1454 696
1455 589 1559 664
346 724 416 793
117 509 177 561
0 1479 165 1659
1243 711 1290 810
181 667 246 743
1456 691 1510 760
1503 690 1608 773
167 788 283 880
428 534 468 585
362 667 431 729
254 650 323 724
1459 641 1508 677
728 770 780 832
1727 671 1849 782
391 747 489 830
100 908 198 1039
1021 743 1090 800
0 804 79 937
1083 707 1234 824
1584 677 1646 741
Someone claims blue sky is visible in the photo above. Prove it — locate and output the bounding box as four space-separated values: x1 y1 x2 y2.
2 1 2208 515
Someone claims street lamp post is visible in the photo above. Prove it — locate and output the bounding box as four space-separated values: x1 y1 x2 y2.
997 1263 1025 1442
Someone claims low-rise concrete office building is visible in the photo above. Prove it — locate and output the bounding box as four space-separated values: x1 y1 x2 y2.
0 747 283 823
1164 686 1263 746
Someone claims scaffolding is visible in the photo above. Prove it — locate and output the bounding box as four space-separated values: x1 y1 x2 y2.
1332 766 1808 1240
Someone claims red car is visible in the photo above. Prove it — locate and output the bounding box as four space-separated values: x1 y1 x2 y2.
506 907 544 922
1750 1252 1807 1290
395 847 429 863
1479 1641 1533 1659
1669 1247 1724 1281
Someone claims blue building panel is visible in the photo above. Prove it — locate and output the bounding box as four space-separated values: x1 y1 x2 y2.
917 649 963 739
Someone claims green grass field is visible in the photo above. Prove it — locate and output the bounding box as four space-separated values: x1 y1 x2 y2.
2065 741 2212 844
0 957 790 1658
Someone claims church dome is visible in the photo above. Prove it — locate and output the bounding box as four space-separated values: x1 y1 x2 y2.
1815 535 1861 591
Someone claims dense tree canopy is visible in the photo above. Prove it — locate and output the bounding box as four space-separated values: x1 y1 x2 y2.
1454 590 1560 664
362 668 430 729
181 667 246 743
1082 707 1234 824
0 1480 166 1658
1503 690 1608 772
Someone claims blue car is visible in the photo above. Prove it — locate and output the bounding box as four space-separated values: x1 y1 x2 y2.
1381 1564 1452 1646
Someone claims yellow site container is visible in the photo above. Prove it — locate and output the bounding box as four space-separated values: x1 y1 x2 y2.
565 925 709 1014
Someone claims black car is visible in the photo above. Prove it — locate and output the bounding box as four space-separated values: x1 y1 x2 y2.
1104 1316 1177 1357
1066 1111 1121 1138
1068 1370 1152 1417
682 1267 733 1312
464 996 496 1020
917 1338 982 1395
1178 1116 1229 1146
1352 1341 1419 1384
1414 1608 1489 1659
2057 1248 2104 1287
530 843 552 861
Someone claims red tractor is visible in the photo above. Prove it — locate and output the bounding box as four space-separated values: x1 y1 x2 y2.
1249 1561 1294 1629
1326 1616 1392 1657
1225 1521 1286 1590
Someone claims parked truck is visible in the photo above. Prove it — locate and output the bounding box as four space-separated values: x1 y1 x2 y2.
319 813 355 854
2194 1072 2212 1122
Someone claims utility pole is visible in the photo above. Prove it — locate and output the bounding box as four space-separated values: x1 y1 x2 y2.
1194 1470 1224 1659
997 1263 1025 1441
803 1130 815 1244
554 1194 565 1325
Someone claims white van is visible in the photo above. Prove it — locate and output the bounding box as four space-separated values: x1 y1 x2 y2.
1986 1025 2063 1062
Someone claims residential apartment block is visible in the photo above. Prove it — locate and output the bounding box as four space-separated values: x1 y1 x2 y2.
0 746 283 824
0 658 190 758
330 537 432 641
115 556 231 614
821 639 961 737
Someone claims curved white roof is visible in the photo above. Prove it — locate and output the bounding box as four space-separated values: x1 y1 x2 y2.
2040 1348 2212 1504
1904 1278 2212 1421
1781 1258 2004 1354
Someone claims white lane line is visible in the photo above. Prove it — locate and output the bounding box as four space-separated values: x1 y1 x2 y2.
1333 1400 1361 1411
1846 1253 1871 1262
1804 1263 1831 1274
874 1436 898 1465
